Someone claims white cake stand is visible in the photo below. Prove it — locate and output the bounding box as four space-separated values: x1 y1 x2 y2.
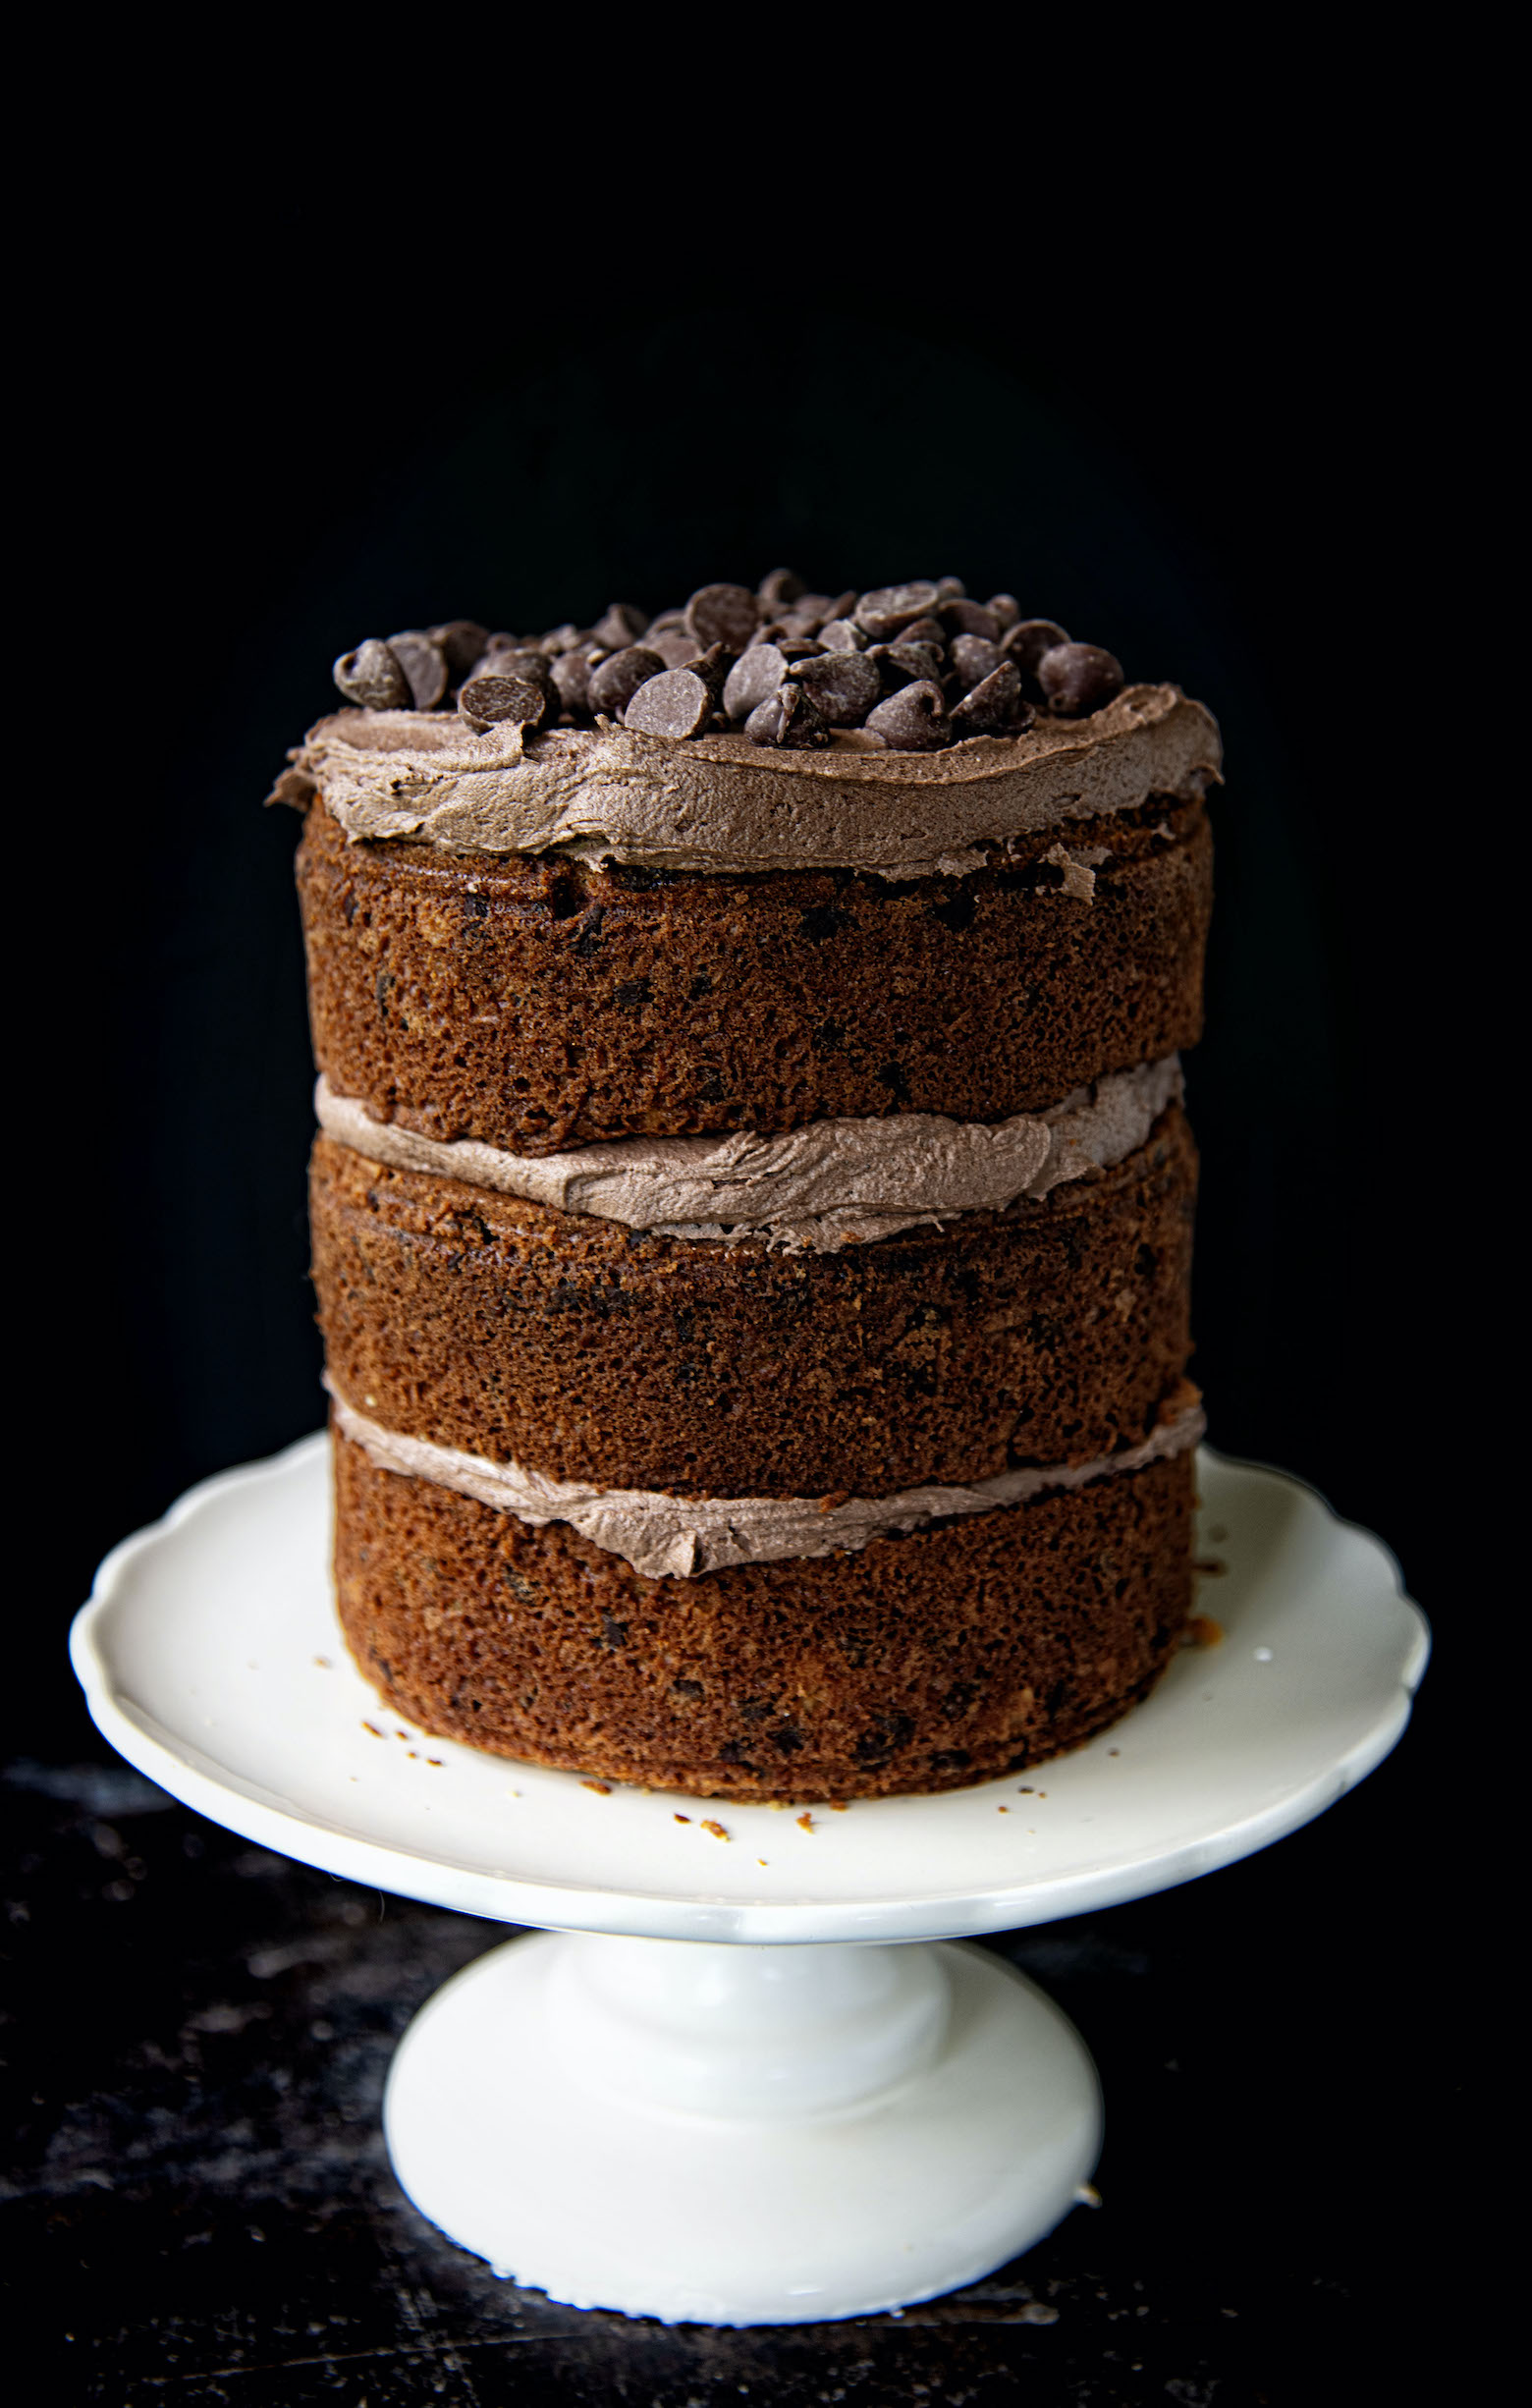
71 1434 1426 2327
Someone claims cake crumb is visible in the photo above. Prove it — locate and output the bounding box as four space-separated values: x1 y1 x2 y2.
407 1750 418 1760
361 1722 385 1739
796 1813 814 1832
1193 1557 1228 1577
1017 1784 1033 1793
674 1814 691 1823
701 1819 729 1840
757 1858 768 1867
581 1779 613 1795
312 1656 332 1669
768 1800 787 1811
998 1805 1009 1813
1109 1747 1121 1756
829 1801 848 1812
1183 1614 1224 1648
426 1759 442 1767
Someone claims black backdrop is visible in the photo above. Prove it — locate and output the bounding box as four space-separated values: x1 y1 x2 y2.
14 229 1492 2397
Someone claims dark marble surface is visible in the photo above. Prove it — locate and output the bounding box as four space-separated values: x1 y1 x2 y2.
2 1724 1455 2408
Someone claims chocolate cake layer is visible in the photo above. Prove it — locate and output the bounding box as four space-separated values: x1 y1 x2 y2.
297 794 1211 1154
333 1430 1194 1801
310 1105 1196 1499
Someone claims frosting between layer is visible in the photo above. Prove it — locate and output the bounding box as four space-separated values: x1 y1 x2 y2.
316 1059 1183 1249
328 1382 1205 1581
292 683 1221 878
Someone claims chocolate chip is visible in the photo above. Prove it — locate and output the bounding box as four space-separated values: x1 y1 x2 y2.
870 639 945 691
646 626 704 669
1002 618 1071 682
678 641 735 699
901 622 949 658
757 568 807 607
537 623 582 656
592 602 650 651
854 580 941 640
817 619 867 652
428 621 490 679
386 631 449 711
472 646 553 701
333 638 410 711
865 680 952 750
940 599 1002 644
951 662 1034 737
934 575 966 601
550 650 592 713
786 648 882 725
684 583 762 651
745 684 831 748
588 646 666 718
723 643 787 721
1037 641 1124 717
459 676 548 731
950 633 1005 692
624 668 713 739
986 594 1020 632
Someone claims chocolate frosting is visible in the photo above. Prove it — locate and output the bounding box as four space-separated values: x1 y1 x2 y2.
315 1059 1183 1250
328 1381 1205 1581
291 683 1221 878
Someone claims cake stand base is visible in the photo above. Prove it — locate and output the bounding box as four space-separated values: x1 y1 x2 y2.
384 1931 1100 2326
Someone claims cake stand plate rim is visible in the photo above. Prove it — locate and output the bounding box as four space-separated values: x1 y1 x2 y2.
69 1434 1430 1944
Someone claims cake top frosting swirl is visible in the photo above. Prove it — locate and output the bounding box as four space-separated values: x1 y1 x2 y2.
283 682 1220 878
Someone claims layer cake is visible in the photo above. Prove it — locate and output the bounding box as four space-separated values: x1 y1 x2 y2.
278 576 1222 1800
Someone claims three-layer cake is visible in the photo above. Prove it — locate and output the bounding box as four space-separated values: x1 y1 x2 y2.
279 576 1222 1800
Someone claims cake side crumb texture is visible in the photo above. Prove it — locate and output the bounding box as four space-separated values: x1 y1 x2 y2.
333 1432 1194 1803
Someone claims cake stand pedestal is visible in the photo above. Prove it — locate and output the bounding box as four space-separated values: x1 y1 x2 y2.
71 1436 1427 2326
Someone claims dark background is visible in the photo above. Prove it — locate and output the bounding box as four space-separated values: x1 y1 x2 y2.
8 198 1494 2402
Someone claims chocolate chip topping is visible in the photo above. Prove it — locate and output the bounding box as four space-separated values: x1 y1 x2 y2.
645 626 704 669
624 668 714 739
591 603 650 652
816 619 867 652
745 684 831 749
757 568 807 608
1003 618 1071 678
386 632 450 712
550 649 592 714
588 646 667 719
786 648 883 726
950 662 1034 737
322 573 1142 751
950 633 1006 692
1037 641 1125 717
458 676 549 732
865 680 952 750
684 583 763 652
333 638 410 711
428 621 490 680
722 644 787 721
871 640 944 691
853 580 942 641
941 599 1002 644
